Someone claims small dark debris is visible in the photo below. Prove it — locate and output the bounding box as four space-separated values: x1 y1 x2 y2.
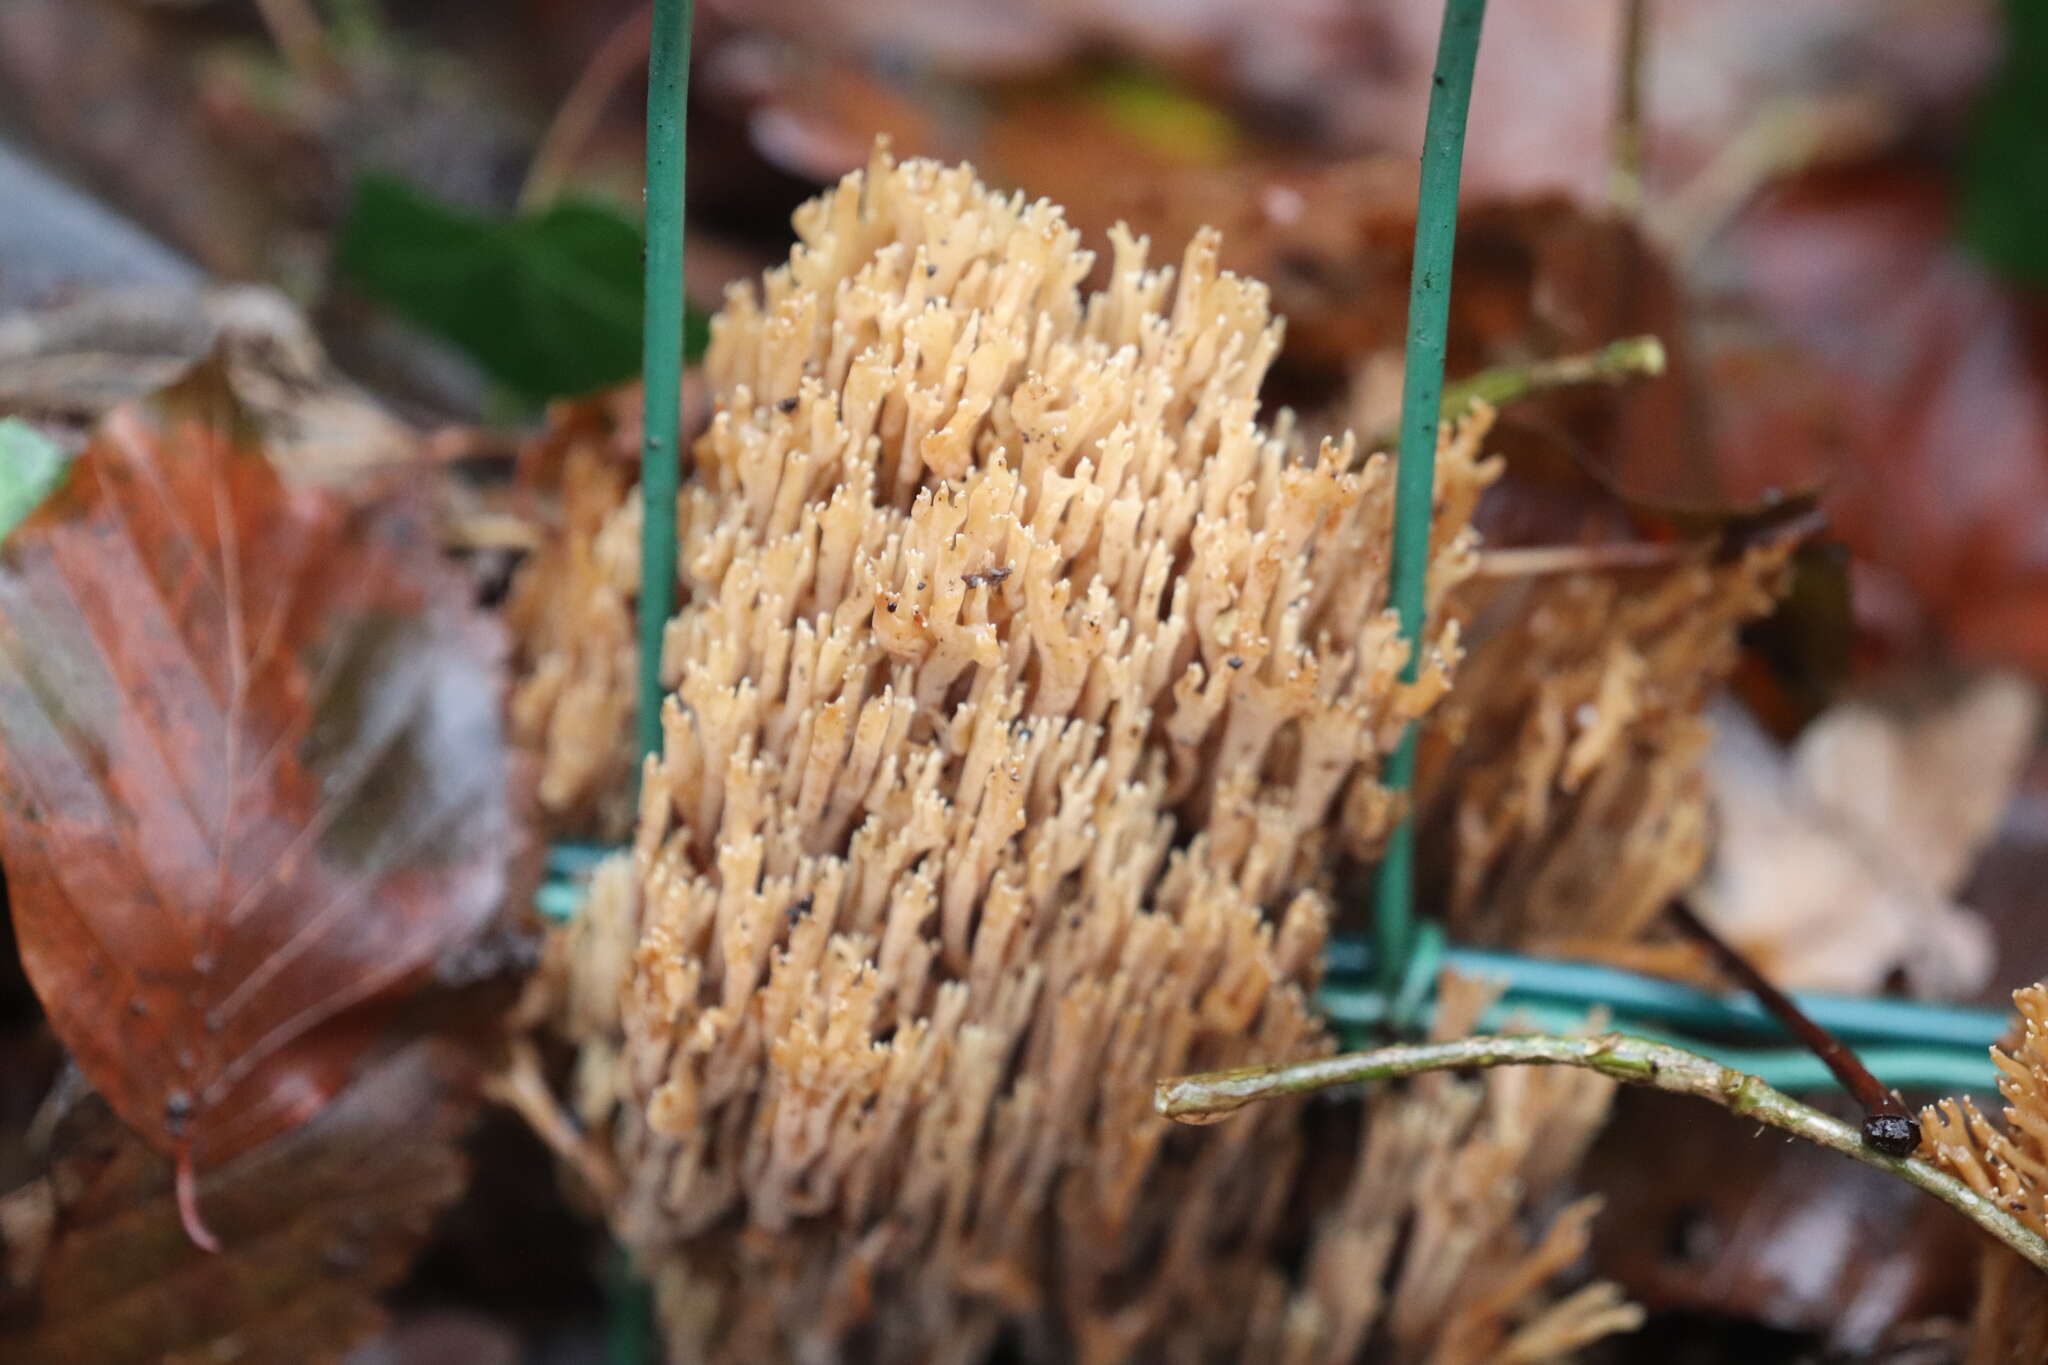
1227 656 1245 669
1663 1204 1720 1265
1862 1112 1921 1158
324 1238 369 1276
788 893 815 927
777 396 799 414
963 565 1013 589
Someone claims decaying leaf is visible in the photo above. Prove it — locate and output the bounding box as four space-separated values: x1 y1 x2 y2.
1712 163 2048 683
0 363 515 1223
0 1041 473 1364
0 285 418 482
1696 674 2039 995
1585 1089 1982 1351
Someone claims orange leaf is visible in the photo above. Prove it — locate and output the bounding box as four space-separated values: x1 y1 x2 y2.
0 365 514 1193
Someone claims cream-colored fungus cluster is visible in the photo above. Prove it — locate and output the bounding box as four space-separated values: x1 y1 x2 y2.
530 146 1642 1362
1923 984 2048 1365
1418 547 1794 968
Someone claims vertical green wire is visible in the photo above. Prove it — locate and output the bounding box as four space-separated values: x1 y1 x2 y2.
621 8 692 1354
637 0 694 763
1375 0 1487 996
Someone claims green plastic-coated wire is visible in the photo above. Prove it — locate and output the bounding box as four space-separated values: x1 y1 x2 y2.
535 859 2002 1096
616 6 693 1358
637 0 694 764
1322 938 2012 1052
1376 0 1488 993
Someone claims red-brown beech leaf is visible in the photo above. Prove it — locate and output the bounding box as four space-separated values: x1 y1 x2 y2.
0 364 513 1185
0 1042 473 1363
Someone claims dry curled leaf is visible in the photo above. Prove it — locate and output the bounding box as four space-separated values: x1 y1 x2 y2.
0 362 514 1224
1697 674 2039 996
0 1042 473 1364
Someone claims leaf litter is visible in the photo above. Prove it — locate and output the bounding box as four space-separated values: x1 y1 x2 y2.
0 359 517 1246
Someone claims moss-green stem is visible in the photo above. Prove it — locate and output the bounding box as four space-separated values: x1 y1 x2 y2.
1441 334 1665 419
1367 335 1669 456
1156 1032 2048 1275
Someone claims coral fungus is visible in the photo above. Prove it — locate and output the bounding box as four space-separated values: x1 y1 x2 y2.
526 145 1637 1361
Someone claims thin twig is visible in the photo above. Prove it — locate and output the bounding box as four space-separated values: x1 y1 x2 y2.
1609 0 1651 216
445 511 544 554
1669 899 1920 1154
1441 334 1666 419
1470 541 1690 579
520 3 655 211
1371 335 1666 453
252 0 339 87
1651 94 1887 263
1155 1032 2048 1275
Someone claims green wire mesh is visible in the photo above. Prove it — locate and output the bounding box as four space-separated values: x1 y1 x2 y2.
562 0 2002 1101
536 844 2001 1094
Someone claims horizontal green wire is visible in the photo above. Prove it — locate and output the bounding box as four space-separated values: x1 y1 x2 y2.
537 857 2005 1095
1323 938 2010 1052
546 842 614 878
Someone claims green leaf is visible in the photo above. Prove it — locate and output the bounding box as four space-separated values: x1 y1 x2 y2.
1962 0 2048 287
335 175 706 400
0 419 70 544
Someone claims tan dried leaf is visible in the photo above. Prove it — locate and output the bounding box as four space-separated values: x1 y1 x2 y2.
1697 674 2037 995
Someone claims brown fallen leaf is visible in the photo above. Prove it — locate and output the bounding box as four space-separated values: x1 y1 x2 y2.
1710 163 2048 683
0 285 419 482
1697 674 2039 996
1584 1089 1980 1351
0 1041 473 1364
0 362 515 1239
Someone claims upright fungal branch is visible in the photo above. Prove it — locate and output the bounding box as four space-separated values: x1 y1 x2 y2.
1923 984 2048 1358
536 144 1520 1360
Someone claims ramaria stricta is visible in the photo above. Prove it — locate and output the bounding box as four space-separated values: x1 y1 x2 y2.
525 144 1644 1362
1922 983 2048 1365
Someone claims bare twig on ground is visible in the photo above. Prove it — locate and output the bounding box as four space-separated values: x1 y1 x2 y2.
1156 1031 2048 1275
